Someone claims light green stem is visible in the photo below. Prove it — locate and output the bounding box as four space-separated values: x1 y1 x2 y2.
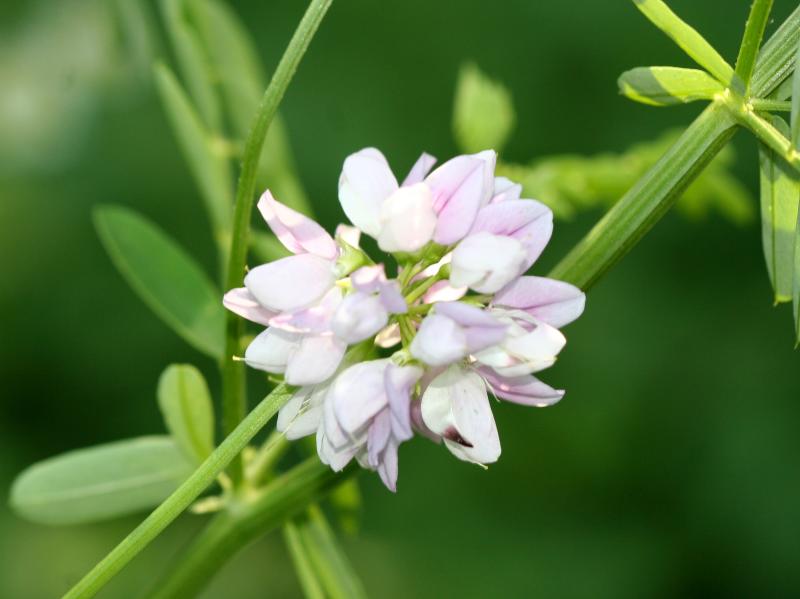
220 0 333 485
735 0 774 89
62 385 294 599
751 98 792 112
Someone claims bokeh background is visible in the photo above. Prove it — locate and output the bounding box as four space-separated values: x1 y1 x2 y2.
2 0 800 597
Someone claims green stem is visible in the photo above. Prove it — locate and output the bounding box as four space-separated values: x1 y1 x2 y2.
751 98 792 112
735 0 774 89
284 519 326 599
245 430 291 487
146 460 353 599
62 385 294 599
220 0 334 485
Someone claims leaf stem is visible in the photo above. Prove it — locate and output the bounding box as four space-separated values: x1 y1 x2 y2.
220 0 333 485
751 98 792 112
61 385 294 599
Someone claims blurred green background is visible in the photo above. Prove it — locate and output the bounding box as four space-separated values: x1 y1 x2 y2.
2 0 800 597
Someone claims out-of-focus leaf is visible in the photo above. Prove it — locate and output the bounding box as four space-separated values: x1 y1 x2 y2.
453 63 516 153
94 205 224 357
632 0 735 86
618 67 723 106
328 478 362 534
10 437 193 525
153 62 232 239
251 231 291 264
759 116 799 303
112 0 161 83
188 0 312 215
157 364 215 464
496 130 753 224
795 216 800 343
298 505 367 599
160 0 221 130
283 520 326 599
791 41 800 146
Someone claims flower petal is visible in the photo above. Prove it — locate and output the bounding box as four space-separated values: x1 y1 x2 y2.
409 313 468 366
330 360 389 435
450 232 528 293
244 328 299 373
338 148 398 236
285 334 346 386
493 276 585 328
478 366 564 407
434 301 508 353
223 287 276 326
257 190 337 259
490 176 522 203
245 254 335 313
470 199 553 269
402 152 437 186
385 363 423 441
330 292 389 344
420 365 500 464
377 183 438 253
268 287 342 334
277 385 326 439
422 280 467 304
427 151 496 245
367 408 391 467
376 437 400 492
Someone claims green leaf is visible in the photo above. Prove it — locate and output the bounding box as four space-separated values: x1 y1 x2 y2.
632 0 735 86
795 212 800 343
160 0 221 130
453 63 516 153
284 520 326 599
791 40 800 148
328 478 362 534
758 115 800 303
188 0 313 216
298 505 367 599
735 0 774 88
10 437 194 525
94 205 224 357
618 67 724 106
153 62 232 239
157 364 215 464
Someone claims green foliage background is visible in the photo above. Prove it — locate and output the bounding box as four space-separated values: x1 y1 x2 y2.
1 0 799 597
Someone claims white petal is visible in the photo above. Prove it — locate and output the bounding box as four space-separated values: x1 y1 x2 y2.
450 232 527 293
330 360 389 435
338 148 398 236
330 292 388 344
244 328 300 373
377 183 437 253
420 365 500 464
285 334 346 385
245 254 335 312
223 287 275 326
277 385 326 439
409 314 468 366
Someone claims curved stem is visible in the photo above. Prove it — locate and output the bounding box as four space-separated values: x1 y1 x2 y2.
62 385 294 599
146 459 353 599
221 0 334 485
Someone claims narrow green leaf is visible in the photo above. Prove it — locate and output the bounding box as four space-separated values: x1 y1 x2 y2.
795 210 800 342
618 66 723 106
453 62 516 153
10 437 193 525
188 0 313 216
153 62 232 239
299 505 367 599
735 0 774 88
93 205 224 357
758 115 800 302
791 41 800 147
157 364 215 464
632 0 735 86
160 0 221 130
752 6 800 97
284 520 326 599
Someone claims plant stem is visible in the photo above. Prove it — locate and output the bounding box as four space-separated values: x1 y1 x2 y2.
751 98 792 112
284 519 326 599
735 0 774 89
245 430 291 487
62 385 294 599
220 0 333 486
146 460 353 599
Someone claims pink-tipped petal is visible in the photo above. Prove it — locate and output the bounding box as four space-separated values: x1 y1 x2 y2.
478 366 564 407
490 176 522 203
377 184 437 253
223 287 276 326
470 199 553 269
245 254 335 313
330 292 389 344
493 276 585 328
244 328 299 373
268 287 342 334
257 190 337 259
410 314 468 366
402 152 437 186
422 280 467 304
338 148 398 236
427 151 496 244
450 232 528 294
376 438 400 492
385 363 423 441
331 360 389 435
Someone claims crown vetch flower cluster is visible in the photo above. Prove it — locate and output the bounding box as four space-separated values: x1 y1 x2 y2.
224 148 585 491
